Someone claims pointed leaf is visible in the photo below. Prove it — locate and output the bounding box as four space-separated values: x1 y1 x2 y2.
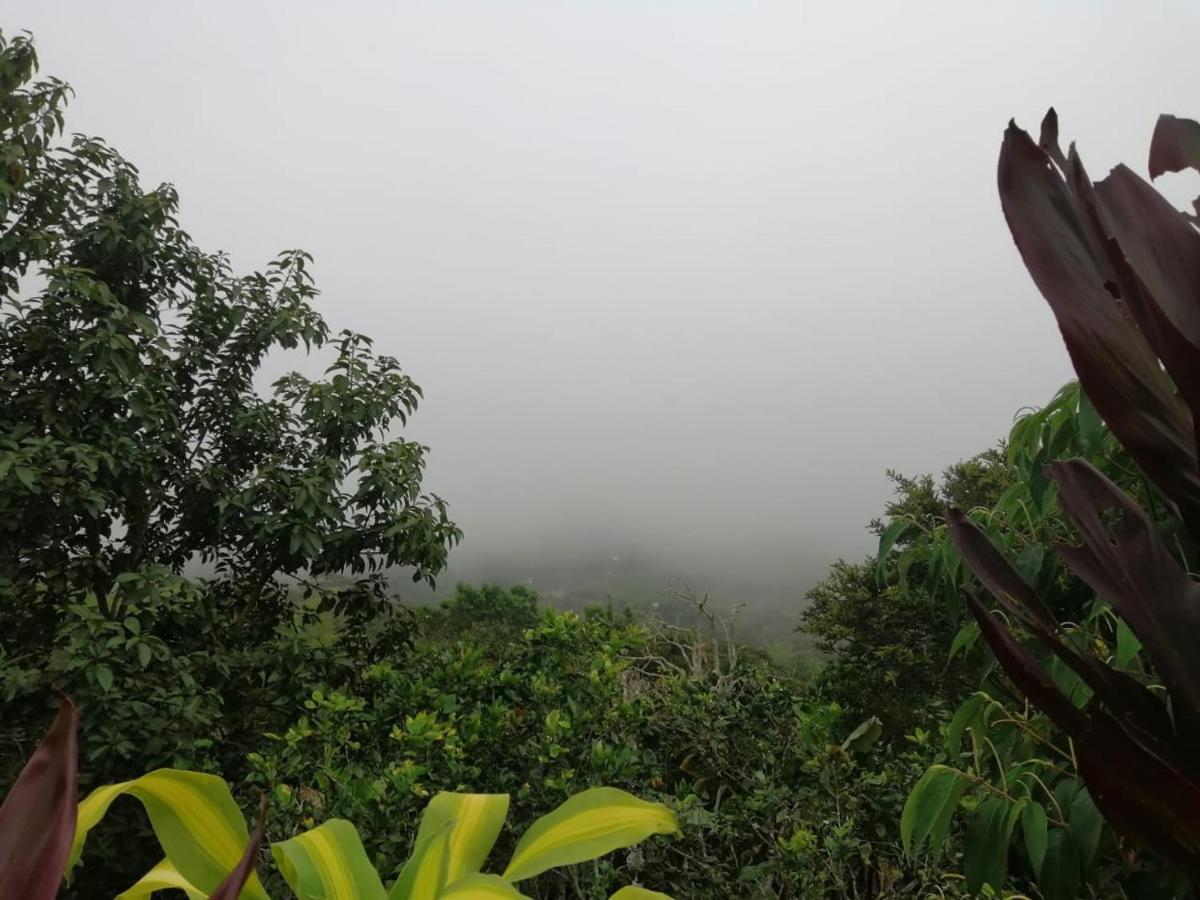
901 765 968 858
68 769 268 900
609 888 673 900
0 697 78 900
412 792 509 886
1067 786 1103 870
271 819 386 900
963 796 1012 894
1038 828 1080 900
502 788 678 883
1022 801 1048 877
389 819 454 900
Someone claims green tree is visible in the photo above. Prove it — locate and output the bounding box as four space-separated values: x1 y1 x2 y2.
0 33 460 893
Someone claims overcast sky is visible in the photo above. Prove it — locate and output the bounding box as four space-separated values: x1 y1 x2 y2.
8 2 1198 598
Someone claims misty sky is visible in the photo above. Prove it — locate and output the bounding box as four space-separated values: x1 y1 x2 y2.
8 2 1199 597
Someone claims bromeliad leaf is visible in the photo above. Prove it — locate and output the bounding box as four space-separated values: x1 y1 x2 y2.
502 788 679 883
410 792 509 886
67 769 269 900
272 818 386 900
0 697 78 900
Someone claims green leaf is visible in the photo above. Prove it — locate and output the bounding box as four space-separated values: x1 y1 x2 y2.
1021 801 1048 877
876 519 909 577
963 796 1013 894
946 692 987 759
1038 828 1081 900
1115 617 1142 667
900 765 968 858
502 788 679 883
68 769 268 900
272 819 386 900
609 888 673 900
440 874 529 898
840 716 882 754
948 621 981 662
95 665 113 692
390 819 454 900
411 792 509 886
1068 786 1103 869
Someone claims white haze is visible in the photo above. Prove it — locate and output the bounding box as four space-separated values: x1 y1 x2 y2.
7 1 1198 612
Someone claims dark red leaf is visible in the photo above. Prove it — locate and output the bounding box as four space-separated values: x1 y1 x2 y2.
997 120 1200 533
1149 114 1200 179
208 794 268 900
0 697 79 900
1047 459 1200 754
948 508 1172 742
1039 107 1068 172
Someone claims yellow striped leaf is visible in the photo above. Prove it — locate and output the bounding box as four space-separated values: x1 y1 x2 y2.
411 792 509 885
271 818 386 900
388 819 453 900
502 788 678 883
67 769 268 900
440 874 529 899
609 888 674 900
115 858 205 900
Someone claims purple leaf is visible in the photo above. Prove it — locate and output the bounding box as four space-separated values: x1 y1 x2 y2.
0 697 79 900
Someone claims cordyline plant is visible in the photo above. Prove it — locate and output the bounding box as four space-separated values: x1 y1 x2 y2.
0 698 678 899
942 108 1200 885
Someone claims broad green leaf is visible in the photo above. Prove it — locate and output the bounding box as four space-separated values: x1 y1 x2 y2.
840 716 882 754
440 874 529 898
272 819 386 900
609 888 673 900
389 819 454 900
1021 801 1048 877
1038 828 1081 900
901 765 968 858
68 769 268 900
946 692 987 759
947 621 980 663
412 792 509 885
1115 617 1142 667
1068 786 1103 869
502 788 679 883
115 859 204 900
963 796 1014 895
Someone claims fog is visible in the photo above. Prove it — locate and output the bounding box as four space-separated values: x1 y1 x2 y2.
8 2 1197 615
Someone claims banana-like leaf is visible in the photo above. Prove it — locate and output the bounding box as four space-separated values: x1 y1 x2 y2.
388 819 453 900
440 873 528 898
67 769 268 900
114 859 204 900
0 697 78 900
609 887 673 899
271 818 386 900
411 792 509 885
210 794 269 900
502 788 679 883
